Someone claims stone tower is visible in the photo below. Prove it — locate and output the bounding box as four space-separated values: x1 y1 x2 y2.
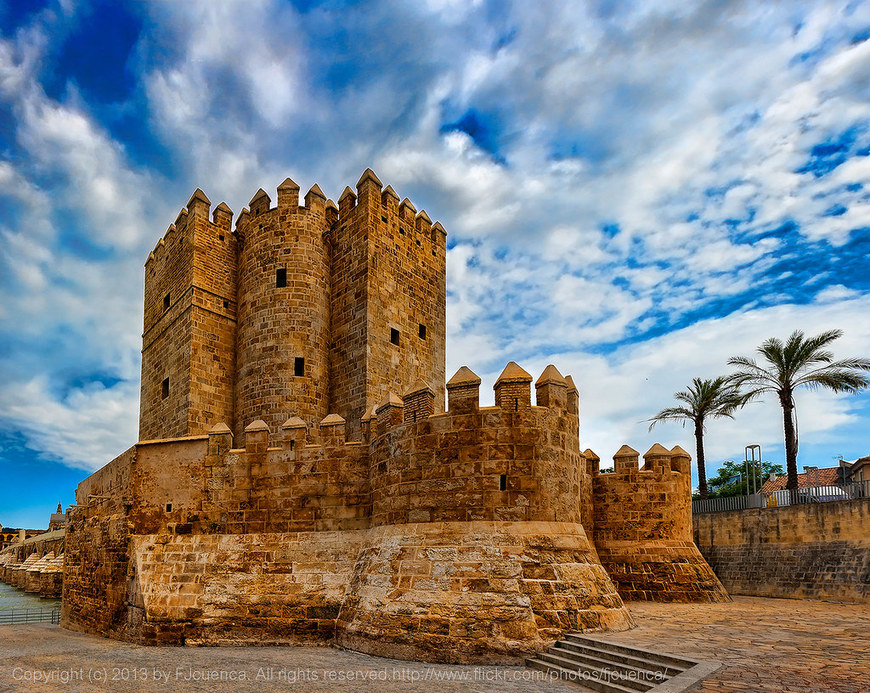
139 189 237 441
138 170 446 442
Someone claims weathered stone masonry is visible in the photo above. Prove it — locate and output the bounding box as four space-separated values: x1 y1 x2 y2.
64 170 727 663
694 499 870 604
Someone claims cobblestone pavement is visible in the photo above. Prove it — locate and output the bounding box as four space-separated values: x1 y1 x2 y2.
0 596 867 692
601 597 870 693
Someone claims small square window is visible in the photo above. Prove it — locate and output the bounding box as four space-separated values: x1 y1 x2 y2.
418 324 426 340
161 378 169 399
218 234 225 241
294 357 305 377
276 268 287 287
163 293 170 310
390 328 400 346
381 216 387 223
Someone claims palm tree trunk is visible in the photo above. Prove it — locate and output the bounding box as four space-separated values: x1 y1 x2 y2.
781 393 799 491
694 419 708 500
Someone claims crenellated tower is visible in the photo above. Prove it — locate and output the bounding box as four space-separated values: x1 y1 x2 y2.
138 170 447 442
139 189 238 441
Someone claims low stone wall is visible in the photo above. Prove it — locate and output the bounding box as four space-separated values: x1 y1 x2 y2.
693 498 870 603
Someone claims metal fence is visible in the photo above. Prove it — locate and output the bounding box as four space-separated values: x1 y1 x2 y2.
0 607 61 626
692 479 870 514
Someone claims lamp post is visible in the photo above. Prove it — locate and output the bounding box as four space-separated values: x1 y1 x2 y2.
745 444 762 496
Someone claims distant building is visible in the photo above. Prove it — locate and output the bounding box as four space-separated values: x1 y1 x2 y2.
760 460 869 493
0 525 45 551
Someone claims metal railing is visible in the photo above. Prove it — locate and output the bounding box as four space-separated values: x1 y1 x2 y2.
693 479 870 514
0 607 60 626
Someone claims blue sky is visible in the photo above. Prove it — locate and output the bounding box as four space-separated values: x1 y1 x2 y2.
2 0 870 527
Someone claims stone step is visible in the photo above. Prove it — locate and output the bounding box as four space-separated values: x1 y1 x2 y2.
553 640 684 677
537 650 656 691
546 645 672 688
564 633 699 669
526 655 648 693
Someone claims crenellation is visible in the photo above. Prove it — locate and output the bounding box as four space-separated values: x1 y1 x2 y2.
277 177 300 208
212 201 233 229
494 361 532 412
248 187 271 216
446 366 481 413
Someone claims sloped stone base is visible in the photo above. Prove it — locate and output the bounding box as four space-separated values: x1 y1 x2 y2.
596 540 730 603
335 521 633 664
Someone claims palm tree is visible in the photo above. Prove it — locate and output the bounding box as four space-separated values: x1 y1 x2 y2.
728 329 870 491
648 377 748 499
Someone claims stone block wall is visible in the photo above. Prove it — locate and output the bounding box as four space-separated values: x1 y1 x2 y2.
694 498 870 603
592 444 730 603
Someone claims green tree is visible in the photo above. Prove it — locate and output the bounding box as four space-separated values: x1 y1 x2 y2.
706 459 784 498
728 329 870 491
648 377 748 500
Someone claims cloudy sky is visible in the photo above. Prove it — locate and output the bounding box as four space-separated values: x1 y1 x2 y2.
2 0 870 527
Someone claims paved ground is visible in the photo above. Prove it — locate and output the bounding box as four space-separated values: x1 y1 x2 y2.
602 597 870 693
0 596 866 692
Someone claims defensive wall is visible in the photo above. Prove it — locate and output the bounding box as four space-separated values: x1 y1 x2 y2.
62 362 724 663
590 446 728 603
694 499 870 603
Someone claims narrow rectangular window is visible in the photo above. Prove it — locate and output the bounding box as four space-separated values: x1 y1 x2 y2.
161 377 169 399
499 474 507 491
418 324 426 339
165 503 172 513
163 293 170 310
294 357 305 377
390 328 400 346
276 268 287 287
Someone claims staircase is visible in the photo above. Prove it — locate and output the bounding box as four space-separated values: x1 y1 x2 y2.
526 633 719 692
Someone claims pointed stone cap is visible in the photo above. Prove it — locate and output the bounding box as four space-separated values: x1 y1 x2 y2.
236 208 250 229
357 168 382 189
278 177 299 190
209 422 232 435
399 198 417 214
244 419 269 433
671 445 691 458
306 183 325 199
320 413 346 426
536 364 566 387
644 443 671 457
385 391 403 407
565 375 579 394
214 201 232 215
249 188 270 206
405 379 434 397
447 366 481 387
281 416 307 429
187 188 211 207
613 444 639 458
326 199 338 212
361 408 373 423
583 448 600 462
382 184 399 201
416 210 432 224
432 221 447 235
495 361 532 385
339 186 356 203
